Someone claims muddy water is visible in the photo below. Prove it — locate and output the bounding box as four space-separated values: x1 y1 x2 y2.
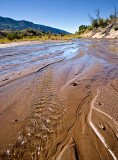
0 39 118 160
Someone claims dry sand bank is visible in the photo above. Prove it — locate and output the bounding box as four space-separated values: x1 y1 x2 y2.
81 18 118 39
0 39 118 160
0 40 71 48
82 29 118 39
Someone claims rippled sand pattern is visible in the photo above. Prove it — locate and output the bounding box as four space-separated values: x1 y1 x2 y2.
1 69 67 160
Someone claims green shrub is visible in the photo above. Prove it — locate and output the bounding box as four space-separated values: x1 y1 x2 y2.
79 25 88 30
29 33 34 36
39 34 41 38
87 26 92 31
92 19 98 28
110 12 117 19
7 34 14 40
114 26 118 31
98 18 108 28
29 30 36 35
78 29 86 34
12 33 17 39
7 33 24 40
17 33 24 39
78 25 88 34
105 19 109 23
98 18 104 26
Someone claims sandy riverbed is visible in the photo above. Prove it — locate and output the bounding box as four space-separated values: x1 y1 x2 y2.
0 39 118 160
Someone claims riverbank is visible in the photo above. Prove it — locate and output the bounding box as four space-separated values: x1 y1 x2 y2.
81 27 118 38
0 39 72 48
79 18 118 38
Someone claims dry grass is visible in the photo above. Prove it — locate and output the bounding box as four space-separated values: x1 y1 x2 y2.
0 38 11 44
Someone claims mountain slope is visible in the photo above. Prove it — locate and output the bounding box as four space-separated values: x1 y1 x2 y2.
0 16 70 34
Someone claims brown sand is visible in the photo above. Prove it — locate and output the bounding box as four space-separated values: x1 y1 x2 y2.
0 39 118 160
94 83 118 122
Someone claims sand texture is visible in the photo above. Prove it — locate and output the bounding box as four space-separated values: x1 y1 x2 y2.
0 39 118 160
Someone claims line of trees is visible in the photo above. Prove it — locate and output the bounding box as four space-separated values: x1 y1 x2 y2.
0 28 66 40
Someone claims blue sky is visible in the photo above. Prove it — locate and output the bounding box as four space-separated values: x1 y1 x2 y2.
0 0 118 33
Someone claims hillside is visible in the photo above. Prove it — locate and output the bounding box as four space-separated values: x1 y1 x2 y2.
79 18 118 38
0 16 70 34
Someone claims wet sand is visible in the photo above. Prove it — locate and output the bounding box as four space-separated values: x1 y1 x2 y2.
0 39 118 160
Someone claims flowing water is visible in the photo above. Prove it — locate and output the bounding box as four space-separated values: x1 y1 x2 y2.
1 39 118 75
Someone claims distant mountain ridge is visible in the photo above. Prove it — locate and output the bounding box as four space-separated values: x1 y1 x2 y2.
0 16 70 34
